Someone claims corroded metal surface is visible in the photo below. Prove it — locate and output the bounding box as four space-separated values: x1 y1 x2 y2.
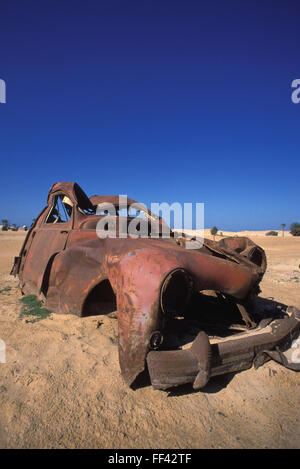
11 182 299 389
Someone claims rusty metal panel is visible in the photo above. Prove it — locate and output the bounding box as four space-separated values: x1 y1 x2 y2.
12 181 300 390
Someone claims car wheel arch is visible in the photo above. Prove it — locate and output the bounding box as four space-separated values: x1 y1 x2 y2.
81 277 117 317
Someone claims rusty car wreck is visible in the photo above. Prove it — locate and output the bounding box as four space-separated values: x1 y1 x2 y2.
11 182 300 390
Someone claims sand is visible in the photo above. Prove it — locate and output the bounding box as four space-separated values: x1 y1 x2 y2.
0 231 299 449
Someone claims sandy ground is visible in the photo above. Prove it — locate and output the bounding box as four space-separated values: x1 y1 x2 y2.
183 228 293 237
0 231 299 449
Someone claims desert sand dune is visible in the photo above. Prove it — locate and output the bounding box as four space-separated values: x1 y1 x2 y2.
0 231 299 448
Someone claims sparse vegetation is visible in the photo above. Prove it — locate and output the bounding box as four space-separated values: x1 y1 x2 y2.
1 219 9 231
210 226 218 241
290 222 300 237
266 231 278 236
19 295 51 323
0 220 27 231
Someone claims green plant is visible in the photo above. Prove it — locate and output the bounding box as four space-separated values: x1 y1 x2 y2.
210 226 218 241
1 219 9 231
290 222 300 237
19 295 51 323
265 231 278 236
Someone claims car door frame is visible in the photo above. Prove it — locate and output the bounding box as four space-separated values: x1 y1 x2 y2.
20 192 75 295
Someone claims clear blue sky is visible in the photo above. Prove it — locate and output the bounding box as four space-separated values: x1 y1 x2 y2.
0 0 299 230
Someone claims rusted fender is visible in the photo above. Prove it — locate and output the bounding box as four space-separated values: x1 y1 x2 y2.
44 238 108 314
104 238 261 386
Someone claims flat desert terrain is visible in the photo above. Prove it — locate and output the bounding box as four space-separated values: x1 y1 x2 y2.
0 231 299 448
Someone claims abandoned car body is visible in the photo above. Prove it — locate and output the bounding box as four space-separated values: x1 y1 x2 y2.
11 182 300 390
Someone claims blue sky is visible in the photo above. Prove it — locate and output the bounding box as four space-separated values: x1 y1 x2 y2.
0 0 299 230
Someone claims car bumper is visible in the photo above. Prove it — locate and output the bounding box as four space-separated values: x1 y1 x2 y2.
147 306 300 390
